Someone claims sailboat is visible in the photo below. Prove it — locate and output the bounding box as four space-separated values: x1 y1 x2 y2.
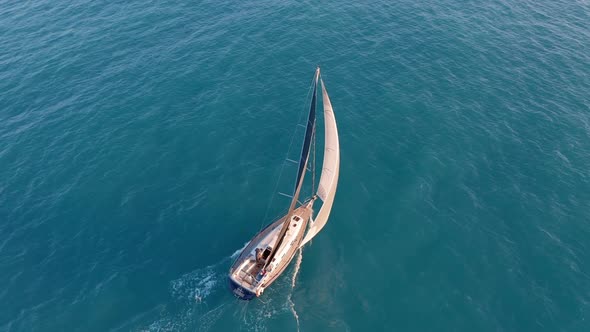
228 67 340 300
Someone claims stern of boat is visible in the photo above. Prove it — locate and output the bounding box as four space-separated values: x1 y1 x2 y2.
228 277 257 300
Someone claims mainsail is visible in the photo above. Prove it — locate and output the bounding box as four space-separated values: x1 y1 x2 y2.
300 78 340 247
264 68 320 267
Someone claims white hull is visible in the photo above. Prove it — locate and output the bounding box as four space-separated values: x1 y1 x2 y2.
228 202 312 299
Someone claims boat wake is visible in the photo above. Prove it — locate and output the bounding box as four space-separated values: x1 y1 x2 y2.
171 265 218 304
138 241 304 332
139 243 249 332
288 249 303 332
170 241 248 305
231 241 251 260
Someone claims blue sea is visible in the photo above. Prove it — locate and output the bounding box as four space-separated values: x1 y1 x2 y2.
1 0 589 331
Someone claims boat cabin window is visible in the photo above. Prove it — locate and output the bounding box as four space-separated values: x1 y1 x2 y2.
262 247 272 260
293 216 300 221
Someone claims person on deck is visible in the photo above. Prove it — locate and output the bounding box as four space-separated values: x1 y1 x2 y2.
255 248 263 263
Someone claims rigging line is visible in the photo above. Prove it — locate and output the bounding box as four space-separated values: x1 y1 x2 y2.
259 72 317 230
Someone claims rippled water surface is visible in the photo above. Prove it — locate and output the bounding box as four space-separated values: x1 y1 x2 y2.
1 0 590 331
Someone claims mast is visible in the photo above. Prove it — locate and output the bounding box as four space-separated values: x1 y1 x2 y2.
264 68 320 268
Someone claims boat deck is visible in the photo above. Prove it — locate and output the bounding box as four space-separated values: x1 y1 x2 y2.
229 203 313 297
235 259 263 286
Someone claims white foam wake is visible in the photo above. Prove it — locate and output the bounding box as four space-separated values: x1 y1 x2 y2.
291 248 303 289
140 243 251 331
140 242 305 332
171 265 218 303
231 241 250 260
288 248 303 332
